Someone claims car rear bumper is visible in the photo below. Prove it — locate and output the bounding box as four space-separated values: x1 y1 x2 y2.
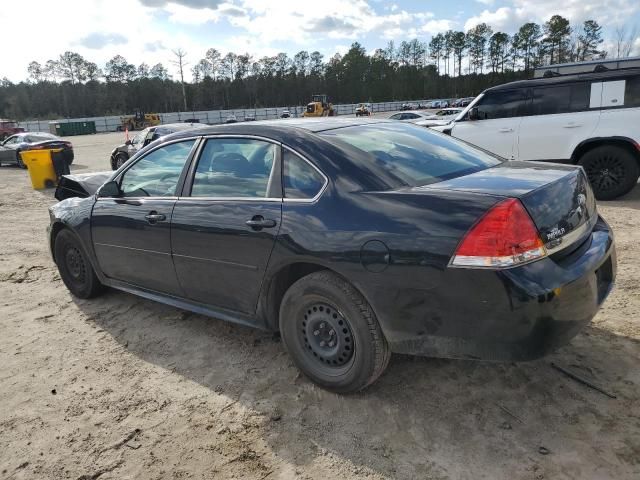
383 216 616 361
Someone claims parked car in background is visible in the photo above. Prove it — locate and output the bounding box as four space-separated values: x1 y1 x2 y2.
225 115 238 124
244 115 257 122
50 119 614 393
430 100 450 108
109 123 203 170
355 103 372 116
454 97 475 107
388 110 437 123
0 119 25 141
280 110 292 118
433 67 640 200
414 108 464 128
0 132 73 168
401 102 418 110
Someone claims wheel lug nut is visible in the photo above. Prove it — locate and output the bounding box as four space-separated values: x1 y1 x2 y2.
328 341 334 347
320 341 326 347
320 322 325 329
313 330 320 336
329 329 335 336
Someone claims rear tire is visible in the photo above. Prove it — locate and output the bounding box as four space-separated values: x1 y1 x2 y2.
54 229 104 299
279 271 390 393
16 150 26 169
579 145 640 200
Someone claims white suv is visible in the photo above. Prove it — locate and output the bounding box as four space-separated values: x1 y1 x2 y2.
434 69 640 199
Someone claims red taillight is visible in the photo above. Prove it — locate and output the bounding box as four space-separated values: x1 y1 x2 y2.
450 198 547 268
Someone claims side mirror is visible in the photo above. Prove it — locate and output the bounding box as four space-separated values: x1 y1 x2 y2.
97 180 121 198
468 107 479 121
125 139 132 146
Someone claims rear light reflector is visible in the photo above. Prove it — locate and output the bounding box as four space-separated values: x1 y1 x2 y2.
450 198 547 268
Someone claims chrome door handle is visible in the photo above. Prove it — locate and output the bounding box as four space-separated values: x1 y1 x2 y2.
562 123 582 128
145 212 166 224
498 127 513 133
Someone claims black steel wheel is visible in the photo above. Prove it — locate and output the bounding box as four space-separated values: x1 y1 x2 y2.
54 229 104 299
580 145 639 200
280 271 390 393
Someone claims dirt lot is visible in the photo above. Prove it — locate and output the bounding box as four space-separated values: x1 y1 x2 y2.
0 130 639 480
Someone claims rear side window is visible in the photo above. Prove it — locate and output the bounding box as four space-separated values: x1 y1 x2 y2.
531 83 590 115
625 76 640 107
283 150 325 199
191 138 277 198
320 122 502 187
475 89 528 119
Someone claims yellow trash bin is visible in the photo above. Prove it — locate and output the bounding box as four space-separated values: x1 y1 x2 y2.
20 148 61 189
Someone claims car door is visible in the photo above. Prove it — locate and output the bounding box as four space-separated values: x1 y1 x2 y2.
449 89 527 159
517 81 600 161
171 137 282 315
91 138 198 295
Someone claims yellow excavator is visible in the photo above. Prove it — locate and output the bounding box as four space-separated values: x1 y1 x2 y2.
118 110 161 131
303 94 337 117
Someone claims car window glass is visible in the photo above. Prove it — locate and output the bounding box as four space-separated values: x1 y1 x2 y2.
625 76 640 107
4 136 18 145
131 129 148 145
120 140 195 197
531 83 590 115
475 90 528 119
405 113 420 119
320 122 502 187
191 138 277 198
283 150 325 199
389 113 402 120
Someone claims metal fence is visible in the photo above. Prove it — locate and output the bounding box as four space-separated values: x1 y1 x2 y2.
17 100 432 134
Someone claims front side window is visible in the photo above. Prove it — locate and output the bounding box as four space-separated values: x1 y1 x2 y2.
531 83 590 115
389 113 402 120
404 113 420 119
475 90 528 119
283 150 325 199
320 122 502 187
120 140 195 197
190 138 277 198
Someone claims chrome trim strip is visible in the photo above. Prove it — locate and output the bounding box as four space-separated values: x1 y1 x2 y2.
177 197 282 202
281 145 329 204
172 253 258 271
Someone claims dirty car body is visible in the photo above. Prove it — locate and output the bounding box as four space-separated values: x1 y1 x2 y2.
49 119 616 391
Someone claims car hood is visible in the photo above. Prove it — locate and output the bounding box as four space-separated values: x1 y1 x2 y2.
54 171 112 201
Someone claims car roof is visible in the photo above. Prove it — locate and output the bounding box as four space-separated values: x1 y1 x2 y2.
155 122 203 131
486 67 640 92
163 118 393 141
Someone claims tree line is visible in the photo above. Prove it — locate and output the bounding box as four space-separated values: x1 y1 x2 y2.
0 16 637 120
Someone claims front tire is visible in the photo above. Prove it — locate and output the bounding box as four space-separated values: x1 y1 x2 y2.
279 271 390 393
579 145 640 200
54 229 104 299
113 153 128 170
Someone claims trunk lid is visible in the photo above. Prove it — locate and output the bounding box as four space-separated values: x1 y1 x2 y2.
420 161 598 252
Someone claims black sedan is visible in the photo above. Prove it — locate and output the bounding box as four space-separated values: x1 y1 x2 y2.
48 119 616 393
0 132 74 168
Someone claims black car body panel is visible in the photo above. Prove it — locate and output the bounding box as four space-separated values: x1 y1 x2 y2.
49 120 616 362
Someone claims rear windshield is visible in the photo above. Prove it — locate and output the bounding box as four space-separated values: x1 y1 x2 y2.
320 122 502 187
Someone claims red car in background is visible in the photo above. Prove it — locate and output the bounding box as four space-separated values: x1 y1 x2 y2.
0 119 25 140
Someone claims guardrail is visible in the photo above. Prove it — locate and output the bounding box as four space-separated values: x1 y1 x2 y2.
16 100 435 134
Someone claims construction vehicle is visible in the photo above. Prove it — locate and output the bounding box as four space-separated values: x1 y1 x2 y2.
355 103 372 117
303 94 337 117
117 110 161 131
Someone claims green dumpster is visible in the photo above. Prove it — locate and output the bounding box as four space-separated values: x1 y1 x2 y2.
49 121 97 136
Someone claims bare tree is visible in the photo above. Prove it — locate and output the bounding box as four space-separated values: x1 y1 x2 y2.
614 25 638 58
171 49 189 111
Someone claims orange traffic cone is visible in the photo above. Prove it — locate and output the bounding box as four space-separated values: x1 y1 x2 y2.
125 126 129 142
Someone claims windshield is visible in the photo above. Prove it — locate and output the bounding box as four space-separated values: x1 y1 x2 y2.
320 122 502 187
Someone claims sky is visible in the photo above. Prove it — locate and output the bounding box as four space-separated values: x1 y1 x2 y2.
1 0 639 82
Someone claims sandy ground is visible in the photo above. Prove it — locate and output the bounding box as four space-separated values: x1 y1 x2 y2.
0 129 639 480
